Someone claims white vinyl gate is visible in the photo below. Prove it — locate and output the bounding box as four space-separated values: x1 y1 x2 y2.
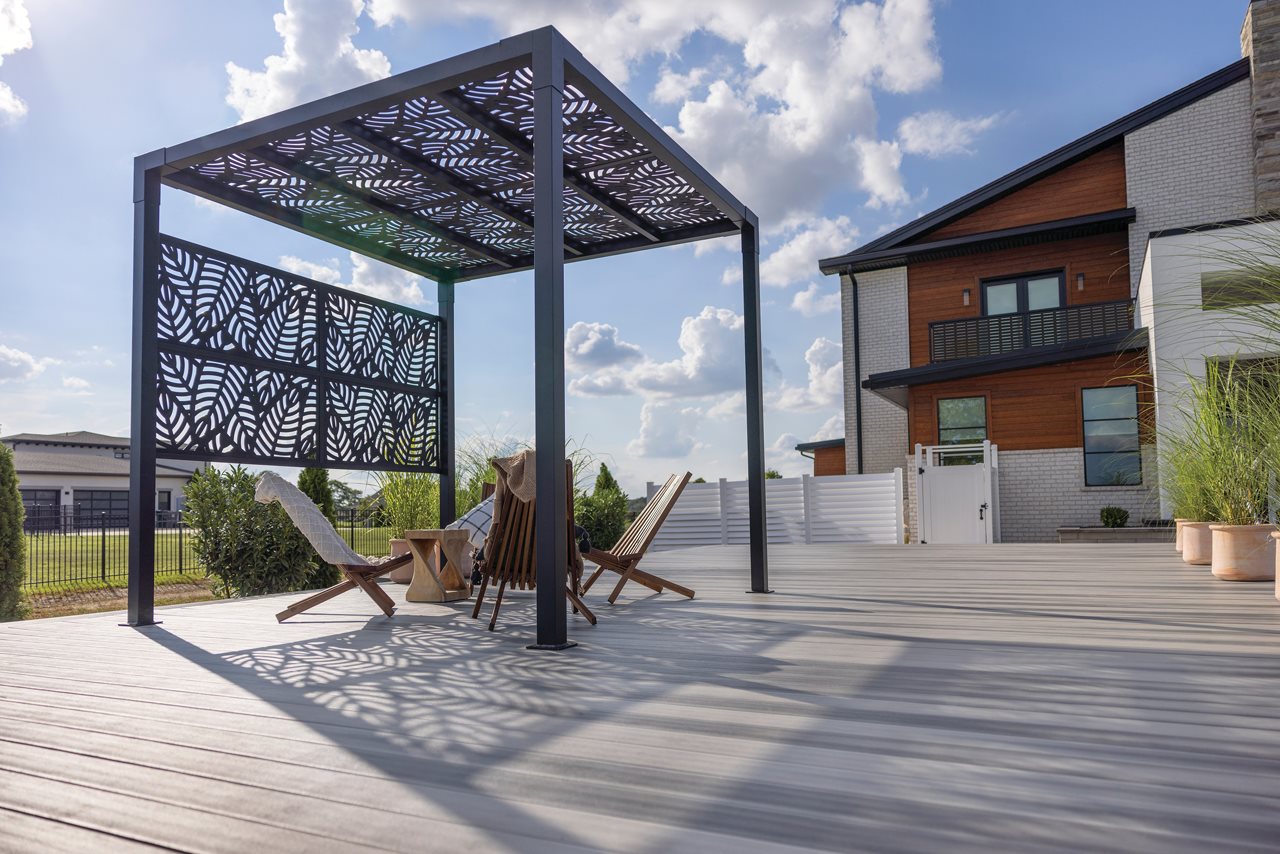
914 442 1000 544
648 471 905 550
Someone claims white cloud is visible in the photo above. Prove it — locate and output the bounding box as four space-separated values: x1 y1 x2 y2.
897 110 1001 157
564 321 643 372
626 402 703 458
280 252 426 304
772 336 842 410
0 343 49 384
853 137 907 209
706 391 744 419
0 0 32 124
765 432 807 476
226 0 391 123
367 0 942 219
809 413 844 441
61 376 90 390
630 306 747 398
652 65 708 104
567 374 632 398
759 216 855 288
791 283 841 317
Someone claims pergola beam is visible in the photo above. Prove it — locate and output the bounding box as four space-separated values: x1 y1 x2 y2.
252 145 516 268
337 119 587 257
434 90 663 243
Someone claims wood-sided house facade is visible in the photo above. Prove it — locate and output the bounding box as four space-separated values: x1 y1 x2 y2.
820 56 1260 542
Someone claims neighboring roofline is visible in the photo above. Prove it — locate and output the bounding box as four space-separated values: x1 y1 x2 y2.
820 58 1250 273
1148 211 1280 240
863 328 1149 396
819 208 1135 275
13 468 200 478
794 438 845 453
1 434 130 449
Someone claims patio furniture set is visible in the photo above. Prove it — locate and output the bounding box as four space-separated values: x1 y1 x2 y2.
257 450 695 631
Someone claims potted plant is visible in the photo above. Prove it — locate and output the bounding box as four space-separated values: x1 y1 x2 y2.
1160 426 1216 566
375 470 439 583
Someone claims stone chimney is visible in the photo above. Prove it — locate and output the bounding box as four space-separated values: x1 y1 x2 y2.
1244 0 1280 213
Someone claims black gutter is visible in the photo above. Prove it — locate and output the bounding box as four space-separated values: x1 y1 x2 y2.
850 274 864 474
820 208 1135 276
824 58 1249 264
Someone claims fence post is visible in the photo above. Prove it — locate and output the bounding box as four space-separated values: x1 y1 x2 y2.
802 474 813 545
100 512 108 583
893 467 905 545
718 478 729 545
177 515 184 573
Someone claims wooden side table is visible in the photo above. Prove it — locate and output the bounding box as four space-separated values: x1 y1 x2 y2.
403 529 473 602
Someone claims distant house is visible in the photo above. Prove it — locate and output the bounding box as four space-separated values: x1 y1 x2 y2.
794 438 846 476
1 431 205 523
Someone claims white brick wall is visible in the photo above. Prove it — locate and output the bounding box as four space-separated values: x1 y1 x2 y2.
1125 79 1255 294
841 267 909 475
996 447 1160 542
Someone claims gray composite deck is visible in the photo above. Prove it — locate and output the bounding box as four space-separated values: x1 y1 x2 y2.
2 543 1280 852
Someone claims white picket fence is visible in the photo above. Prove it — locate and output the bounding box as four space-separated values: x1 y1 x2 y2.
647 471 905 550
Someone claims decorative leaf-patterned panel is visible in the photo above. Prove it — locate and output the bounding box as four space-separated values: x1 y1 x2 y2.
155 237 444 472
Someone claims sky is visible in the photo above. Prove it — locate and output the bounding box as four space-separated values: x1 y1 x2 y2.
0 0 1252 496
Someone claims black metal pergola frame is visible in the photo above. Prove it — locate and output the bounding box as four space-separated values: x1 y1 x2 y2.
129 26 769 648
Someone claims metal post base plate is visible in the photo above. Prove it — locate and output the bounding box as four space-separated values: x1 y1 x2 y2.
526 641 578 651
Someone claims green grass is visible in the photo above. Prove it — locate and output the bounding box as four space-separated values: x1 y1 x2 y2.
21 526 394 594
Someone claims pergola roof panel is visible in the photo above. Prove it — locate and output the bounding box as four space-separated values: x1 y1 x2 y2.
160 29 750 281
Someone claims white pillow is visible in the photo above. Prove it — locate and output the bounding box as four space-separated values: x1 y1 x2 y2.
446 494 494 550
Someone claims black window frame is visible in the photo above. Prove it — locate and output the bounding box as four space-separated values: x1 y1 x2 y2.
72 489 131 525
157 490 172 512
1081 384 1143 487
981 269 1067 316
937 395 988 446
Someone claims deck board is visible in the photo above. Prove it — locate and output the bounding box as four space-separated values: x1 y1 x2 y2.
3 543 1280 852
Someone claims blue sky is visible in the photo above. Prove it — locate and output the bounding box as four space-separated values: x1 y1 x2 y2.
0 0 1250 495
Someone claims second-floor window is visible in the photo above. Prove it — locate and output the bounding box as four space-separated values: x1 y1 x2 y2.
983 271 1065 316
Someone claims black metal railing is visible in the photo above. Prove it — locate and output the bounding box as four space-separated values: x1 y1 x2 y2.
929 299 1133 362
20 507 392 590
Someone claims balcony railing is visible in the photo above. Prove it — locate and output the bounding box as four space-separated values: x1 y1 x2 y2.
928 299 1133 362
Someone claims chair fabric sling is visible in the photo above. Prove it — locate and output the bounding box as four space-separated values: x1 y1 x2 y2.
255 472 413 622
581 471 695 605
471 452 596 631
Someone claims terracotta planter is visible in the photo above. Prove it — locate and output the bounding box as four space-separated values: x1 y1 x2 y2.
1180 522 1213 566
1174 518 1188 553
1209 524 1276 581
388 538 414 583
1274 533 1280 601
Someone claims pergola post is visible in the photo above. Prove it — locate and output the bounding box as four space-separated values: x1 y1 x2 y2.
437 277 457 526
741 216 771 593
529 31 572 650
127 152 164 626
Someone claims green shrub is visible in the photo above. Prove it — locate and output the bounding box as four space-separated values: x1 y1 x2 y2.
1099 506 1129 528
184 466 315 597
376 469 439 539
0 444 27 621
297 467 341 588
576 463 629 551
764 469 782 479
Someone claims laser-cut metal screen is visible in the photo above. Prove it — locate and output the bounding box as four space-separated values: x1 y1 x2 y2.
154 235 443 472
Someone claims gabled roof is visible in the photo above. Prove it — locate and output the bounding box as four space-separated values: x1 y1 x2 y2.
820 58 1250 275
2 431 129 448
11 448 202 478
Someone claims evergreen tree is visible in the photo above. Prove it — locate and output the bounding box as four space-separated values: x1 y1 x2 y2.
594 462 621 494
297 467 336 523
0 444 26 621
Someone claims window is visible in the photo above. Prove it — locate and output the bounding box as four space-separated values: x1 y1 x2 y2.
20 489 60 532
982 271 1065 315
73 489 130 524
1082 386 1142 486
157 490 172 512
938 397 987 445
1200 270 1278 310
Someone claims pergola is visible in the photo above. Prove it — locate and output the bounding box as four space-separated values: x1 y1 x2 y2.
128 27 769 648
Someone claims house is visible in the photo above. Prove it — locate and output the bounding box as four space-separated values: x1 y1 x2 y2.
1 431 205 524
818 0 1280 542
794 438 846 476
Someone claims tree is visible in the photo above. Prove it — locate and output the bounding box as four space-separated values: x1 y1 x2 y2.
185 466 316 597
297 467 336 523
330 480 363 512
0 444 27 621
576 463 629 552
764 469 783 479
296 468 341 588
691 476 707 484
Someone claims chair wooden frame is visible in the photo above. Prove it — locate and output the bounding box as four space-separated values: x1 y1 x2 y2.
581 471 694 604
275 553 413 623
472 460 596 631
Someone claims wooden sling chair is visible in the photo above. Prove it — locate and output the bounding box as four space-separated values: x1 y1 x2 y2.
472 454 596 631
255 472 412 623
581 471 695 605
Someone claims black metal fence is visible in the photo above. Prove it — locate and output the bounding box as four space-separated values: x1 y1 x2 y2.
929 299 1133 362
21 507 392 590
